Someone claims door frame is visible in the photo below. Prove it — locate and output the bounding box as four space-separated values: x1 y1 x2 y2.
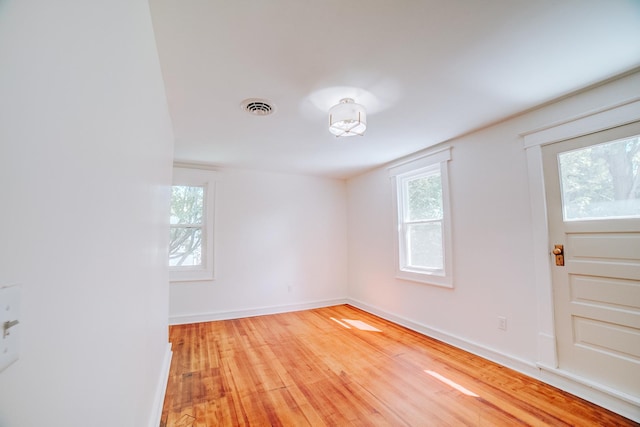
521 96 640 419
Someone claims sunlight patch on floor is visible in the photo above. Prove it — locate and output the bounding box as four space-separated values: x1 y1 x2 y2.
342 319 382 332
330 317 351 329
330 317 382 332
425 370 479 397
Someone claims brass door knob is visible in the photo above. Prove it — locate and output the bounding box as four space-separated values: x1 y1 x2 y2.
552 244 564 266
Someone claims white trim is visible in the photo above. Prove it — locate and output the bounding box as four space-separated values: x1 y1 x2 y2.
389 147 453 288
525 144 558 368
165 299 639 421
348 299 640 422
537 332 557 368
537 364 640 422
522 98 640 421
173 161 219 171
522 97 640 148
388 146 451 177
168 298 349 325
347 298 537 374
537 363 640 407
147 343 173 427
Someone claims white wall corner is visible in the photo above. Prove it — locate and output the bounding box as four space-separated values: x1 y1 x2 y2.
148 343 173 427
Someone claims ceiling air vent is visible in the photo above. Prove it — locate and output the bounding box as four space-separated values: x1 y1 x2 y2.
241 98 275 116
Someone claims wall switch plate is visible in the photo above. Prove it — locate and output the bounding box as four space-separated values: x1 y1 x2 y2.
498 316 507 331
1 284 21 372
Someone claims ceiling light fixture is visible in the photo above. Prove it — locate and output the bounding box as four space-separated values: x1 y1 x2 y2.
328 98 366 137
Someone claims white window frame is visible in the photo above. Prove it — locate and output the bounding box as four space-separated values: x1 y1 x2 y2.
170 167 216 282
389 147 453 288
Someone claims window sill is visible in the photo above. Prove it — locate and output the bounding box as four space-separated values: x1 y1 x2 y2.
169 269 214 283
396 270 453 288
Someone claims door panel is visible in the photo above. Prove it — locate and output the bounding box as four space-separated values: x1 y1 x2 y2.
543 120 640 399
571 275 640 310
573 317 639 360
569 233 640 262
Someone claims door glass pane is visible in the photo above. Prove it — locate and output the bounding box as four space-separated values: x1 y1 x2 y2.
170 185 204 225
169 227 203 266
407 222 443 270
407 172 442 221
558 135 640 221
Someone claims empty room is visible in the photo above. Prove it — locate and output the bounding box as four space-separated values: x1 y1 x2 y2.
1 1 639 426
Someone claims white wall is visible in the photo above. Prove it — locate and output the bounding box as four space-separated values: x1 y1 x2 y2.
348 121 540 360
169 168 348 323
0 1 174 426
347 71 640 380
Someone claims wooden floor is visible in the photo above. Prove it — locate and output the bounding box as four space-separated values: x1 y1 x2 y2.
160 305 638 426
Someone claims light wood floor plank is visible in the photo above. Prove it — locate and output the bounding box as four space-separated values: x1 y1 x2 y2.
160 304 638 426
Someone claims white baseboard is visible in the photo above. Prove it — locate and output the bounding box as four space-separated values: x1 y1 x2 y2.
347 298 640 423
164 298 639 422
536 364 640 422
148 343 173 427
347 298 538 374
169 298 349 325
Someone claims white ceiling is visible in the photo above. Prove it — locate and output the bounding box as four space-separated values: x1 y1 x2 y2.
149 0 640 179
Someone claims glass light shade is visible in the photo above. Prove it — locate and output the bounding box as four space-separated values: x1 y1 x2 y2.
328 98 367 137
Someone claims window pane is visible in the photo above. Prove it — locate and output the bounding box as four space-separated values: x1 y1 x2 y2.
407 173 442 221
407 222 443 270
559 135 640 220
170 186 204 225
169 227 202 267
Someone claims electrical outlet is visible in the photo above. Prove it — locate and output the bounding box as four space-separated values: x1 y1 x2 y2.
498 316 507 331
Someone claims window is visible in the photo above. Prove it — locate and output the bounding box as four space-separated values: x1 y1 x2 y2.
170 185 204 267
558 134 640 221
389 148 452 287
169 167 216 282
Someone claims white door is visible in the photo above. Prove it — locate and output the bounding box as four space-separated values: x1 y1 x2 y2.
542 121 640 400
